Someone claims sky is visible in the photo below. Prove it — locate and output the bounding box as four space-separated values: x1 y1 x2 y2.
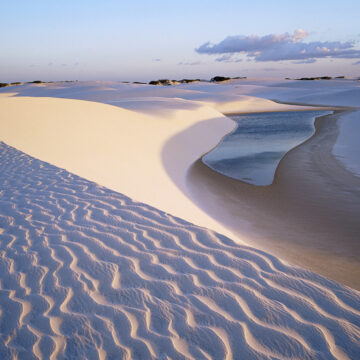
1 0 360 82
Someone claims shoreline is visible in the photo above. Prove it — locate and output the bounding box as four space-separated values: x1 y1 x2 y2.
203 109 333 186
222 103 338 117
270 99 355 111
187 109 360 290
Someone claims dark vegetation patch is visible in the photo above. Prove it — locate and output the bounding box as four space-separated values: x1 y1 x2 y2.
296 76 332 80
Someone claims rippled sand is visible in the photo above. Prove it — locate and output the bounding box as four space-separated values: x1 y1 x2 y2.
0 142 359 359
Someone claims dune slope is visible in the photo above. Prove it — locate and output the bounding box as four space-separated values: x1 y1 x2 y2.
0 91 311 243
0 142 359 359
0 95 237 240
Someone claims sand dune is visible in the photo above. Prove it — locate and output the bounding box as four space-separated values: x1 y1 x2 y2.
1 80 360 358
0 85 311 243
0 142 359 359
0 80 316 113
0 94 237 241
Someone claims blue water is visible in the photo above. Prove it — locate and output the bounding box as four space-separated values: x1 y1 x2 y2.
203 110 332 186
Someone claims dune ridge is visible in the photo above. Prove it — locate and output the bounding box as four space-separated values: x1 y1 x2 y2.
0 90 311 243
0 142 359 359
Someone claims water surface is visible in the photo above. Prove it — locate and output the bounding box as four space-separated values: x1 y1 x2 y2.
203 110 331 185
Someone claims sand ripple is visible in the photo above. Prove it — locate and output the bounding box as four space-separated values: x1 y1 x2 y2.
0 142 359 359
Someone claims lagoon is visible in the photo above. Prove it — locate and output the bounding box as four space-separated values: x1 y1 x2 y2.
203 110 332 185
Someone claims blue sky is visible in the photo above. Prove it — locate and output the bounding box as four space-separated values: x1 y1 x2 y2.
1 0 360 82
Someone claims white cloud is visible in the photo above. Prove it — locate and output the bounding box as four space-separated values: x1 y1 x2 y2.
196 29 360 63
215 54 242 63
292 29 308 42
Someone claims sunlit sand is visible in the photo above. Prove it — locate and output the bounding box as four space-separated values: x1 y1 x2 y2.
0 79 359 358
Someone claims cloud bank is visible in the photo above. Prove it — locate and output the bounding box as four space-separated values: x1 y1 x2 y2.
215 54 242 63
196 29 360 63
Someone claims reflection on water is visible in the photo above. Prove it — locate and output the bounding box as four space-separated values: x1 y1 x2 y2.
203 110 331 185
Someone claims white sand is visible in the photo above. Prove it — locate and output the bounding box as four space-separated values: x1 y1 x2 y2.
0 142 359 359
0 94 235 240
333 110 360 177
0 80 360 358
0 83 311 241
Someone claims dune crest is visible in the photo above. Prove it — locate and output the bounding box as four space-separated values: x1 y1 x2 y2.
0 142 359 359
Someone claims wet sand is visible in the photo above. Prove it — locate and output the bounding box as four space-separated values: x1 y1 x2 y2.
187 110 360 290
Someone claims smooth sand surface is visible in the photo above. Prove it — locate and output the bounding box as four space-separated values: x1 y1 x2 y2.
188 110 360 289
0 80 316 113
333 110 360 177
0 142 359 359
